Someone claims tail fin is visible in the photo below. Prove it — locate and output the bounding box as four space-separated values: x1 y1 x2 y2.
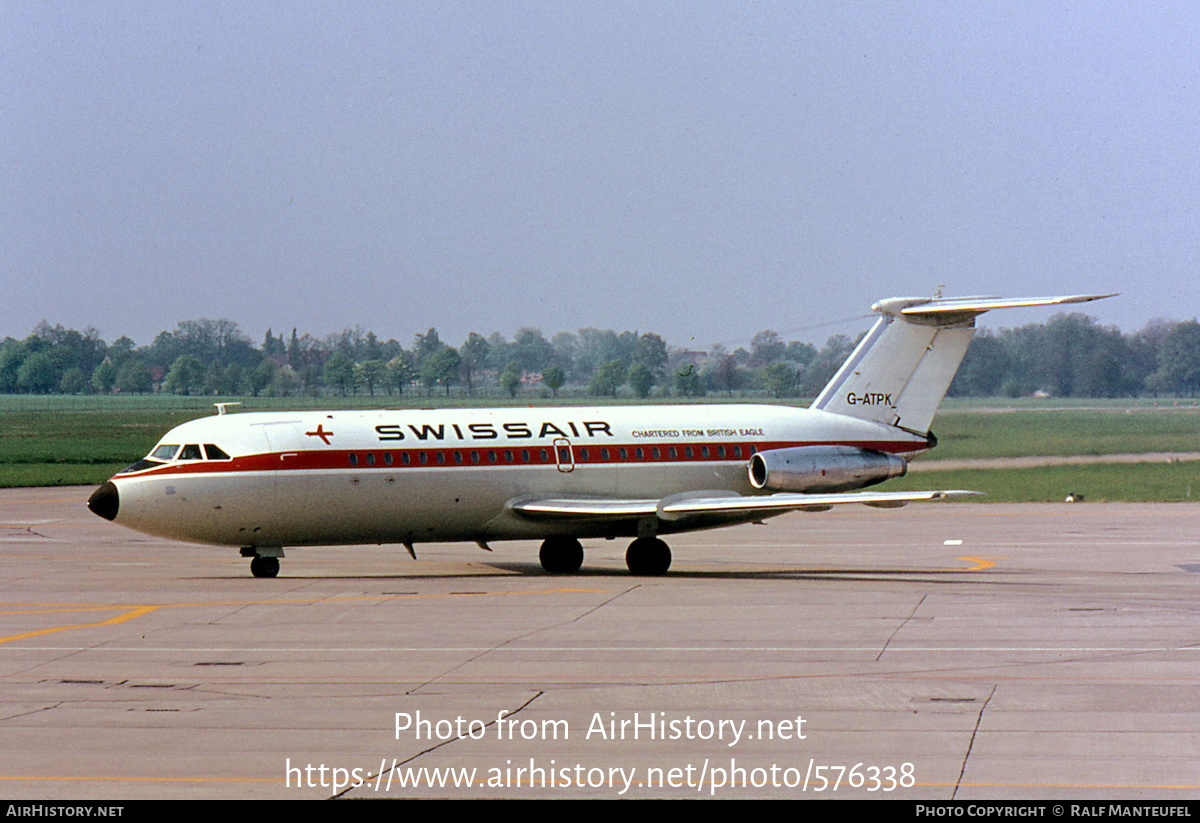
810 293 1115 435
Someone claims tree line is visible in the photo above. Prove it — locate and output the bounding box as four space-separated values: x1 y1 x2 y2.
2 312 1198 400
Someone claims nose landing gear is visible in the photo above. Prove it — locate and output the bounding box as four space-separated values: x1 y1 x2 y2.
242 547 283 578
249 556 280 578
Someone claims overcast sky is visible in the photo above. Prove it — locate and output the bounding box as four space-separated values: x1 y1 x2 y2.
4 1 1196 350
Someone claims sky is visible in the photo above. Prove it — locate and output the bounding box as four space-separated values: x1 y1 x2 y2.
4 1 1197 351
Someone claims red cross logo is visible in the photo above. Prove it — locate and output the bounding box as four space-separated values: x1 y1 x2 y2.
306 424 333 445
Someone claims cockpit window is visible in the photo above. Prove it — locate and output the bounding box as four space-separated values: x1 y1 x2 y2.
203 444 231 460
120 458 163 473
178 444 203 460
151 444 179 461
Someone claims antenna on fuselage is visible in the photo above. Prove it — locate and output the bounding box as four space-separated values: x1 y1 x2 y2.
214 402 242 416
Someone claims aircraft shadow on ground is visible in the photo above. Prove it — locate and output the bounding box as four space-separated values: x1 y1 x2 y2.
209 561 1021 584
482 562 1026 583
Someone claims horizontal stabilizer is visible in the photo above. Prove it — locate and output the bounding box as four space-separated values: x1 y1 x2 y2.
890 293 1117 319
813 292 1116 434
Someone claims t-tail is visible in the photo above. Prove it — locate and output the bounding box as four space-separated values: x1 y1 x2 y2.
811 293 1116 436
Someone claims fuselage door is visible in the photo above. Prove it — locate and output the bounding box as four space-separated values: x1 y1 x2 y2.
253 419 307 489
553 437 575 473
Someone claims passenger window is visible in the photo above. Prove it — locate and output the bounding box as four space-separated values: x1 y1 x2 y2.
178 444 203 460
203 444 231 460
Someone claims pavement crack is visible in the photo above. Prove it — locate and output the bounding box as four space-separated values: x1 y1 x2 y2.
335 692 544 798
0 702 64 722
952 684 996 801
563 584 640 624
877 594 927 662
406 586 641 694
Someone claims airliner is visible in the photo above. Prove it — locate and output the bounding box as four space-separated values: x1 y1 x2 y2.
87 293 1110 577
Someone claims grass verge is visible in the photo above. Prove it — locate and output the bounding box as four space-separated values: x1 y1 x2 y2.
888 461 1200 503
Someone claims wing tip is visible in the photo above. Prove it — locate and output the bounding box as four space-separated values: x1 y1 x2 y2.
931 489 985 500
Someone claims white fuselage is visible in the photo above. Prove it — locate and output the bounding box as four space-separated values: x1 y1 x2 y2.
103 404 929 549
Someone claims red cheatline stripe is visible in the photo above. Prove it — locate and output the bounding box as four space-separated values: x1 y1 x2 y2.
114 439 922 478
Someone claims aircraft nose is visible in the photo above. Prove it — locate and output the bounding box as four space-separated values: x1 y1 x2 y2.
87 481 119 521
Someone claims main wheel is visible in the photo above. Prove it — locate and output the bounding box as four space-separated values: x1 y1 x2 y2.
250 556 280 578
626 537 671 575
539 537 584 574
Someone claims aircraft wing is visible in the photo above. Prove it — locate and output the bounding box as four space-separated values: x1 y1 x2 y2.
510 489 979 522
510 498 660 519
656 489 978 517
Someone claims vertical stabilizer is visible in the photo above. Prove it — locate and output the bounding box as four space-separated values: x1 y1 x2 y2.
810 293 1115 435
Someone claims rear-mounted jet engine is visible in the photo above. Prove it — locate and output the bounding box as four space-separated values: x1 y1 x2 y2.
748 445 907 493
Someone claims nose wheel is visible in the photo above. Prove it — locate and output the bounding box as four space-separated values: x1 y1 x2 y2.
249 556 280 578
242 547 283 578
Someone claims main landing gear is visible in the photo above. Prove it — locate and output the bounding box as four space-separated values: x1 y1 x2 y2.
539 537 584 574
625 536 671 576
537 536 672 576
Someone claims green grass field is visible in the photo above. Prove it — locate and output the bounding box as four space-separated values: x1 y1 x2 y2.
4 395 1200 499
923 407 1200 460
889 461 1200 503
0 409 201 486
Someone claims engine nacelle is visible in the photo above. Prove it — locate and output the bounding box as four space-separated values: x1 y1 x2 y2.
747 445 907 493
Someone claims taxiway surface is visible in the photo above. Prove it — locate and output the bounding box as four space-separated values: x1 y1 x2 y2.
1 487 1197 799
